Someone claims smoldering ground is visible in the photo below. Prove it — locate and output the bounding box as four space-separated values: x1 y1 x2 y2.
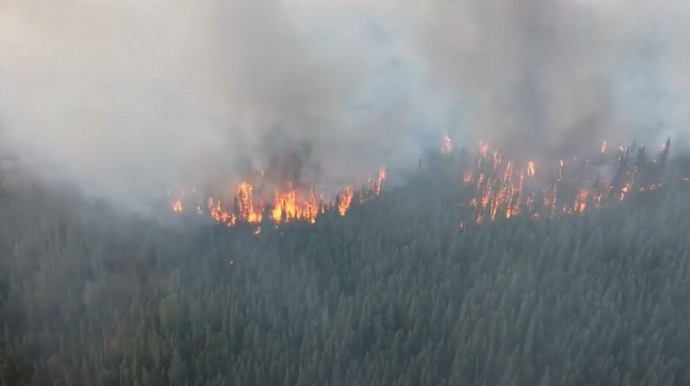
0 0 689 213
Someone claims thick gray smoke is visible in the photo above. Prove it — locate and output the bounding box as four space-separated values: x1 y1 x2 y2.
401 0 690 158
0 0 418 210
0 0 689 211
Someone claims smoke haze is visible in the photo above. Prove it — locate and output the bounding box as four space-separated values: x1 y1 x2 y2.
403 0 690 158
0 0 689 209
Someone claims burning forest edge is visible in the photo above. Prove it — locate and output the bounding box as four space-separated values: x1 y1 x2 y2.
167 136 684 231
167 166 387 229
5 135 690 386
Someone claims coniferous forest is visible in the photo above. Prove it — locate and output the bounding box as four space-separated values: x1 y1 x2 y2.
3 149 690 386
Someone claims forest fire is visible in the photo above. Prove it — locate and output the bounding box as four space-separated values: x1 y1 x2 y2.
459 137 672 225
338 188 354 216
169 166 387 227
169 136 676 230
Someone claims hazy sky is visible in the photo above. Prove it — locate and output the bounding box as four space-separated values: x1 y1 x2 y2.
1 0 688 208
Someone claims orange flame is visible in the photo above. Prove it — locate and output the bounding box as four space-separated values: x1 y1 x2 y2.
619 182 631 201
573 189 589 213
270 189 318 223
237 182 262 223
170 137 670 230
339 188 354 216
170 164 386 227
458 138 669 226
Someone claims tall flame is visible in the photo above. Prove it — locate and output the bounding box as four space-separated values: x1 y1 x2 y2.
170 137 675 232
462 141 669 225
170 165 387 228
338 188 354 216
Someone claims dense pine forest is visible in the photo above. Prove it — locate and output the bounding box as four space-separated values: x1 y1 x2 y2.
3 149 690 386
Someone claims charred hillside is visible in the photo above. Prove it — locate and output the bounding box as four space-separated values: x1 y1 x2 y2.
2 146 690 386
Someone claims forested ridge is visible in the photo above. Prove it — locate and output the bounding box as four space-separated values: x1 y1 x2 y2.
2 155 690 386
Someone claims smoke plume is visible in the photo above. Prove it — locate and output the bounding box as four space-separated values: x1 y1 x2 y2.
0 0 689 210
400 0 690 157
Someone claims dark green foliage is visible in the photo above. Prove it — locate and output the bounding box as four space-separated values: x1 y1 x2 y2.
2 169 690 385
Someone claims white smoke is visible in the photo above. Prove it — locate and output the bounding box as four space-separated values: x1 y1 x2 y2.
1 0 689 210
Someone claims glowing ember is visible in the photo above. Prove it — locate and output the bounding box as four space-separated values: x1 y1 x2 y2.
375 167 387 195
171 201 183 213
573 189 589 213
479 141 489 158
441 135 453 155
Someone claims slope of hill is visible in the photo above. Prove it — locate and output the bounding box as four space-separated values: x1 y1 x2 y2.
2 155 690 386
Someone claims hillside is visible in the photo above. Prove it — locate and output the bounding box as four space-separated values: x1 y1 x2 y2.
2 152 690 386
